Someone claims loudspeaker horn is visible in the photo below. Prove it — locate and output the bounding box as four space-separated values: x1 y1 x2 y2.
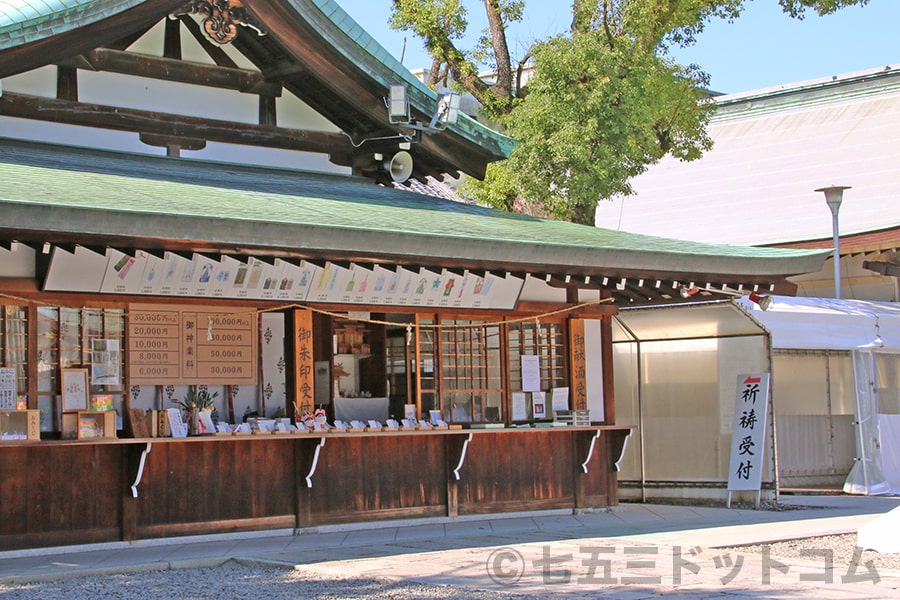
384 151 413 183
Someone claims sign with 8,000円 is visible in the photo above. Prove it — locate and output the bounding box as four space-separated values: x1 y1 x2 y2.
128 304 258 385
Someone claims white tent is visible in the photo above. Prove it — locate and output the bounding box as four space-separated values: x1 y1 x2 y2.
738 296 900 495
735 296 900 351
613 296 900 502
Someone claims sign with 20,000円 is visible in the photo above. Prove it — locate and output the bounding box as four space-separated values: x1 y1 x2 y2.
128 304 258 385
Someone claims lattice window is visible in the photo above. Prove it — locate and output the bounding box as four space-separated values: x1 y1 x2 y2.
507 320 567 420
437 319 503 423
415 316 438 418
1 305 28 396
37 307 126 429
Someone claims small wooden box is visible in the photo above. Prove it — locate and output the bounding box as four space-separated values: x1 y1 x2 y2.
0 409 40 441
62 410 117 440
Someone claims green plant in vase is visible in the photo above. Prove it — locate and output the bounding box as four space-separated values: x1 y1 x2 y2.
174 387 219 434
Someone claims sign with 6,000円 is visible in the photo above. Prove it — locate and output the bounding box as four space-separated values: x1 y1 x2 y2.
727 373 771 492
128 304 258 385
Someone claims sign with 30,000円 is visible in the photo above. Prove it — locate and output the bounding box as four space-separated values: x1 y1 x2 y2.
128 304 258 385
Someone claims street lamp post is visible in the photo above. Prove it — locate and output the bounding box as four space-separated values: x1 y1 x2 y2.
815 185 851 300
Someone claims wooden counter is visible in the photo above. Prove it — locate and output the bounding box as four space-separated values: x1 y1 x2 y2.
0 426 632 551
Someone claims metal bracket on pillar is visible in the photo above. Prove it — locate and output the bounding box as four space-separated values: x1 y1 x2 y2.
131 442 152 498
306 436 326 488
452 433 473 480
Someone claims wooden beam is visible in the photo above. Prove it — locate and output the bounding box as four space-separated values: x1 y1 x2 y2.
259 95 277 127
61 48 282 97
56 66 78 102
139 133 207 156
163 15 182 60
0 92 351 159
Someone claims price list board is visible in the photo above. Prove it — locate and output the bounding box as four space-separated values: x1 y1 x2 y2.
129 304 257 385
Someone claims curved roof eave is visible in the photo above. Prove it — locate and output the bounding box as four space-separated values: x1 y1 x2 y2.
258 0 515 161
0 0 516 162
0 0 186 75
0 137 829 282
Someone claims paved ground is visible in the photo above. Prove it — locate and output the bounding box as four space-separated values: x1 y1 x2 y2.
1 494 899 598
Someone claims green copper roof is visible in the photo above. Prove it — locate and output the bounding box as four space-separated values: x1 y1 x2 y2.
0 138 828 281
0 0 515 159
0 0 145 40
303 0 516 156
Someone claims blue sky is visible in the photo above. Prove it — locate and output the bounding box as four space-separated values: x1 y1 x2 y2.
338 0 900 94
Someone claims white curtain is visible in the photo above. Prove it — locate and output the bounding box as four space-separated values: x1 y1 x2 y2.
843 349 893 495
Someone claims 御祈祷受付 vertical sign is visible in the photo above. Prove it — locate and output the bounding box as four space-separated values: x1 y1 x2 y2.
727 373 770 495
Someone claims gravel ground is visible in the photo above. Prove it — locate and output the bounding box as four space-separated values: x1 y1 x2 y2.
2 536 897 600
0 564 535 600
726 533 900 572
1 536 898 599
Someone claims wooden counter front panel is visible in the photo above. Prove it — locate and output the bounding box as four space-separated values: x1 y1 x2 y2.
134 439 296 538
0 445 122 550
310 435 447 523
457 431 575 514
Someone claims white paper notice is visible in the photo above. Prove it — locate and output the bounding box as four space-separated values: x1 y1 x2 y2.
551 387 570 412
512 392 527 421
521 355 541 392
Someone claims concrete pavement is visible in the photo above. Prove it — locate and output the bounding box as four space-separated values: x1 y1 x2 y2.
1 494 899 597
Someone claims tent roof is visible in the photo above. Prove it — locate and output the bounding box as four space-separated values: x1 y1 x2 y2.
736 295 900 351
614 294 900 352
614 301 765 343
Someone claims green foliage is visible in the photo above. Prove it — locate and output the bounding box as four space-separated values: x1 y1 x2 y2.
391 0 869 224
496 29 714 223
174 387 219 412
778 0 868 18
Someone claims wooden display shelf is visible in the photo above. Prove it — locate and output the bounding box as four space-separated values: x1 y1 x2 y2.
62 410 117 440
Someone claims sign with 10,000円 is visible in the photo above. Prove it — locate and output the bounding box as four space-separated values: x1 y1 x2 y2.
128 304 258 385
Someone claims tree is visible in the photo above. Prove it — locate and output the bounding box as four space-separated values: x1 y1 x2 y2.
779 0 869 18
389 0 870 225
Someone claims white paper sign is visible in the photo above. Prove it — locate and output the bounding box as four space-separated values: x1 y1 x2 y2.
0 368 16 410
91 339 121 385
551 387 570 413
727 373 771 492
521 355 541 392
512 392 527 421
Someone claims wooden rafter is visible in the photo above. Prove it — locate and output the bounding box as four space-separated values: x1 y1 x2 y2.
0 92 351 162
57 48 282 97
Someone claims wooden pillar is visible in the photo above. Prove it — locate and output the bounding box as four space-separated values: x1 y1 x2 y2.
445 433 471 517
294 439 312 528
291 309 315 417
121 444 145 542
600 314 615 424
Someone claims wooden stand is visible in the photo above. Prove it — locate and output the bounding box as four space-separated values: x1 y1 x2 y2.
62 411 117 440
0 409 40 441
